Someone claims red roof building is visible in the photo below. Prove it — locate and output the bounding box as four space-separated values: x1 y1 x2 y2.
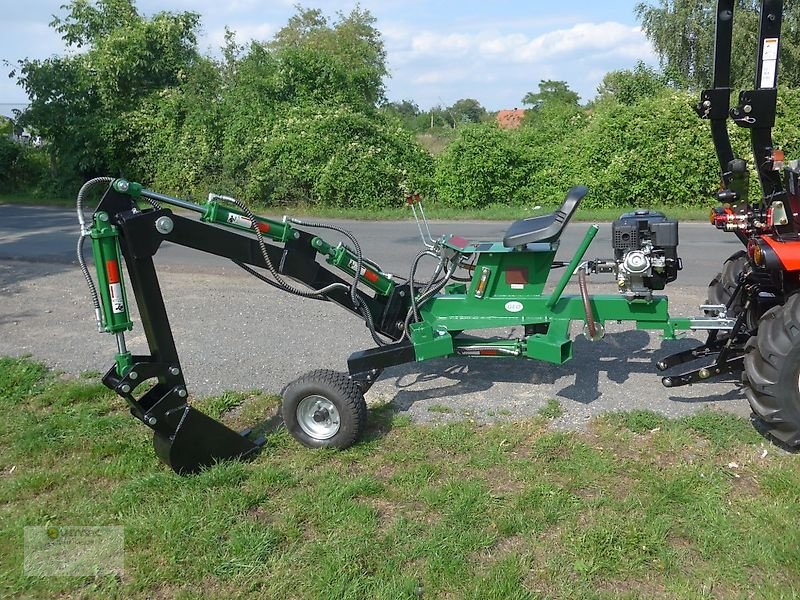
496 108 526 129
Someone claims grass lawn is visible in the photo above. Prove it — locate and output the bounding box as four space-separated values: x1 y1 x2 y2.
1 356 799 599
0 191 712 223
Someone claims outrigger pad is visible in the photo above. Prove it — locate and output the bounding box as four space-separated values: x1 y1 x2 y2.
152 406 263 474
503 185 588 247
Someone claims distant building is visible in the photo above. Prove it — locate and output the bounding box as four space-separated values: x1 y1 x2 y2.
496 108 526 129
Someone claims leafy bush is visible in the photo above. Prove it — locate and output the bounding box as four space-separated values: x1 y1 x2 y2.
435 90 728 211
244 106 434 208
0 139 52 194
0 137 22 191
560 90 719 209
434 124 533 209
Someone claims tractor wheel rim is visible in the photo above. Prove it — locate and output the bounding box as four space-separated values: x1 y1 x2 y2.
297 395 341 440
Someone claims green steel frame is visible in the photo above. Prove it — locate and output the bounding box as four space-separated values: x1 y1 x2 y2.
404 226 687 366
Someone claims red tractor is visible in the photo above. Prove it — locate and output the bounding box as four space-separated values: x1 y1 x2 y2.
665 0 800 446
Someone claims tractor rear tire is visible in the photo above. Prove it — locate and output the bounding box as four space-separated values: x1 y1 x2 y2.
282 369 367 449
706 251 748 316
743 294 800 446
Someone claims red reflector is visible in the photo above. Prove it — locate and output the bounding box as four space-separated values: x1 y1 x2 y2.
479 349 498 356
448 235 469 249
106 259 121 284
365 270 379 283
256 222 270 233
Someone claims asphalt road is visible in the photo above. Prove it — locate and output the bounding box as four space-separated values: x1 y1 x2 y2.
0 203 751 428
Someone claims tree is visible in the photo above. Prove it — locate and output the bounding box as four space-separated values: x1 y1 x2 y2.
269 6 387 108
382 100 426 131
383 100 421 118
596 61 668 105
636 0 800 89
522 80 580 110
446 98 486 126
12 0 202 180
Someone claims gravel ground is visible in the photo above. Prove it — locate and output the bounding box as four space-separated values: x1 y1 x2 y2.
0 257 750 429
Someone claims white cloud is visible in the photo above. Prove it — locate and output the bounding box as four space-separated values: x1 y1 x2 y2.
403 21 650 65
514 22 640 62
412 68 497 85
384 18 657 108
411 32 472 56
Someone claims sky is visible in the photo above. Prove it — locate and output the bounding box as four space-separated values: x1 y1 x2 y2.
0 0 658 118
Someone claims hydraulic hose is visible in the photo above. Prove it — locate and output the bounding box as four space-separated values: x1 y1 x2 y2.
408 249 444 323
211 195 347 299
578 266 597 339
286 217 389 347
404 256 459 339
76 176 114 331
210 198 386 346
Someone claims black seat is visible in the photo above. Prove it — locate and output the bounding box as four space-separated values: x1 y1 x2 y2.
502 185 588 247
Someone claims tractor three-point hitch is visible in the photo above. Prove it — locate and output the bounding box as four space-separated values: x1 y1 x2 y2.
77 0 800 473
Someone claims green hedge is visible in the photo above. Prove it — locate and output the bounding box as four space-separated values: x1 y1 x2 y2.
433 87 800 211
435 91 718 210
242 107 434 209
0 139 51 194
11 87 800 210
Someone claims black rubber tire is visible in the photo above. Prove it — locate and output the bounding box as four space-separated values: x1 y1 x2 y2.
281 369 367 449
743 294 800 446
706 250 748 316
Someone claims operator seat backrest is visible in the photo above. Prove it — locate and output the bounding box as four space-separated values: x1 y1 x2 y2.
502 185 588 247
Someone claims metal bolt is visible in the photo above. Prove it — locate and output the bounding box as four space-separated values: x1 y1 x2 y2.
169 366 180 376
703 100 711 108
177 388 187 398
129 371 138 380
698 368 711 379
116 180 129 192
155 216 174 234
294 231 300 239
146 416 157 425
399 290 406 297
120 384 131 393
98 212 109 222
743 104 752 114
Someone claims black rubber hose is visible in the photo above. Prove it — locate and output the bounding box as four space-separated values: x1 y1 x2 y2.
408 249 443 323
404 257 458 338
215 196 347 298
76 176 114 330
287 217 390 347
578 266 596 339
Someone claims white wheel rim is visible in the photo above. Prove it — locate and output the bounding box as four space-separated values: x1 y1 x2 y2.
297 395 341 440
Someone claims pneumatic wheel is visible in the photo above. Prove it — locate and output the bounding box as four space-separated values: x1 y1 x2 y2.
281 369 367 449
706 250 748 317
743 294 800 447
